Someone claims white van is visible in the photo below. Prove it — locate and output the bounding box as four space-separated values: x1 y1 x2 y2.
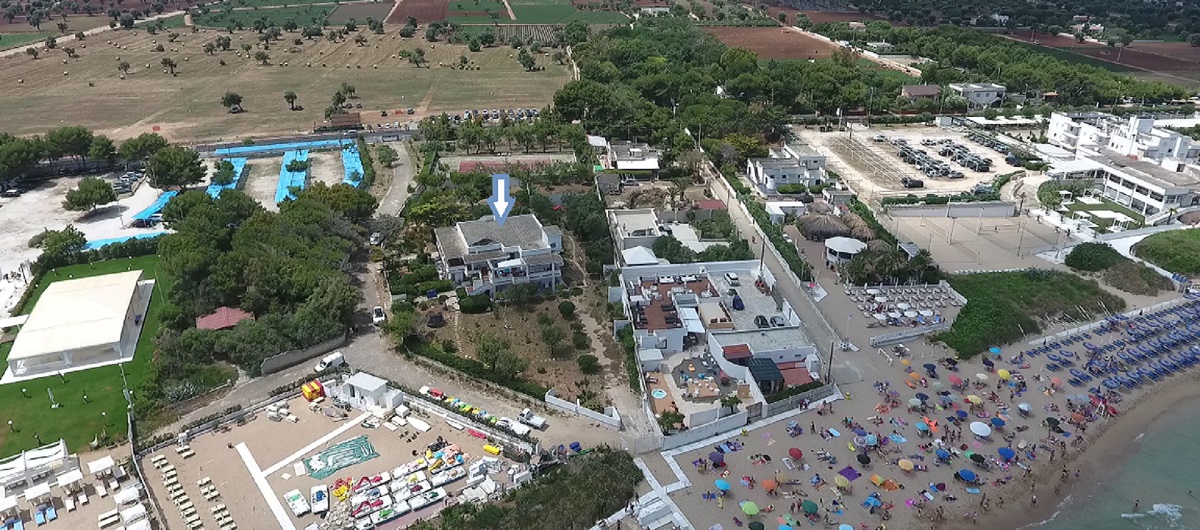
314 352 346 372
724 272 740 286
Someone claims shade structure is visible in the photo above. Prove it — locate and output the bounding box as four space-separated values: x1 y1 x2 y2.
834 475 850 488
865 434 878 446
802 500 819 514
1050 377 1063 387
715 479 731 491
909 398 923 407
998 447 1016 461
1018 402 1032 412
957 469 977 482
1046 417 1061 427
114 487 140 506
898 459 914 471
857 454 871 465
970 422 992 437
710 452 724 465
775 471 788 483
970 453 985 463
748 523 765 530
910 373 922 381
1018 440 1029 449
967 395 983 405
991 418 1006 427
976 373 989 381
22 483 49 502
762 479 778 492
741 501 760 515
87 455 115 476
120 503 147 523
949 375 963 385
0 496 17 514
55 469 83 491
936 449 951 459
789 448 803 460
997 369 1011 380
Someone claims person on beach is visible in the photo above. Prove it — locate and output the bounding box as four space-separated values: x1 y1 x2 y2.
1032 495 1037 505
1134 500 1140 511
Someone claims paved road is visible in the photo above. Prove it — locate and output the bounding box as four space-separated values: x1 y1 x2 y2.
376 142 414 216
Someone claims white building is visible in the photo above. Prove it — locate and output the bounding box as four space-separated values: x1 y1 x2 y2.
4 270 151 381
434 214 564 296
745 144 828 193
1047 112 1200 164
948 83 1006 108
606 141 662 177
765 201 809 224
1046 154 1200 217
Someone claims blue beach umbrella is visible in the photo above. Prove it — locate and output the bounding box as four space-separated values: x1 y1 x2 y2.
715 479 731 491
998 447 1016 461
957 469 976 482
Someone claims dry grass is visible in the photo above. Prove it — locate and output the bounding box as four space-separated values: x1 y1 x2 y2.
0 27 569 141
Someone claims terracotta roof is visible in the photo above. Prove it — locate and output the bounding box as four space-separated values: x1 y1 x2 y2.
723 344 752 361
693 199 727 210
781 367 814 387
195 306 255 331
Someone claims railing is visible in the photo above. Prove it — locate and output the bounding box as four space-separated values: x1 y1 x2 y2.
868 321 952 347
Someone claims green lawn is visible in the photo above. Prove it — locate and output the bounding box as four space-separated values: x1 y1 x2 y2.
1133 229 1200 276
193 5 334 27
0 32 51 51
1062 196 1145 231
932 269 1125 357
509 4 628 24
0 256 162 457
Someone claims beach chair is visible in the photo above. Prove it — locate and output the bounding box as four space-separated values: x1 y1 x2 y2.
64 494 76 511
34 510 45 526
175 445 190 454
76 491 88 505
95 482 107 497
44 506 55 522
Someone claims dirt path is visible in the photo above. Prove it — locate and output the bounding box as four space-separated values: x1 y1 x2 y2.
500 0 517 21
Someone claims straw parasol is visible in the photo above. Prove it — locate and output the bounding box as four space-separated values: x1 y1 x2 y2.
865 239 892 253
807 201 834 215
841 213 876 241
797 214 850 241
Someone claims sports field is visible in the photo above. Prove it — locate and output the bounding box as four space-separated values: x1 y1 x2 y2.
0 26 570 141
0 256 161 457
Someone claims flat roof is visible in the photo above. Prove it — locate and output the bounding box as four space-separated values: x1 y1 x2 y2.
1088 150 1200 189
8 271 143 361
610 209 661 238
711 327 813 352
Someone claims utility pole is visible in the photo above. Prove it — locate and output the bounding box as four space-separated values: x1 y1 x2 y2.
826 341 836 383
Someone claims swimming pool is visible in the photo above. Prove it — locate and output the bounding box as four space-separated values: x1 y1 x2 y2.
651 389 668 399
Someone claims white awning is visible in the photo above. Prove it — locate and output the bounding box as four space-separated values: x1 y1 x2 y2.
0 496 17 513
120 503 147 523
680 307 705 333
114 487 140 506
615 159 659 171
55 469 83 489
87 455 114 476
22 483 49 501
0 315 28 329
124 520 152 530
825 236 867 255
622 246 658 266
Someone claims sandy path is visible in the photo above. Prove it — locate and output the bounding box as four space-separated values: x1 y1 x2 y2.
243 159 282 212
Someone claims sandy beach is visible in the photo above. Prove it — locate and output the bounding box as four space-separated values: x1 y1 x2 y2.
666 294 1200 530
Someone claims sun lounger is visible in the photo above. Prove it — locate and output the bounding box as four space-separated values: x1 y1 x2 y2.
198 477 212 487
177 500 193 512
180 449 195 459
182 507 197 519
187 519 203 529
77 491 88 505
34 510 45 526
176 445 190 454
44 506 55 522
12 519 24 530
98 509 120 528
184 511 200 523
95 482 107 497
220 523 237 530
64 495 75 511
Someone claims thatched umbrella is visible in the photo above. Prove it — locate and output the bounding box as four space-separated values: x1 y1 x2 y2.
797 214 850 241
866 239 893 253
842 213 876 241
807 201 834 215
1180 211 1200 225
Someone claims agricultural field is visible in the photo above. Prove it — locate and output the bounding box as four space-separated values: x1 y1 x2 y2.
1002 33 1200 87
386 0 448 24
0 31 50 51
191 5 334 28
0 26 570 141
703 26 835 60
326 2 396 24
801 10 887 23
445 0 514 24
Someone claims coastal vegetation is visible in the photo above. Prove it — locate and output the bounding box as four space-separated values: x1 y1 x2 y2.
934 269 1126 357
1133 229 1200 277
1066 242 1173 296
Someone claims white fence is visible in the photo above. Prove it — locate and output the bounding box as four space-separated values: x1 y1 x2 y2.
661 411 748 451
544 389 622 430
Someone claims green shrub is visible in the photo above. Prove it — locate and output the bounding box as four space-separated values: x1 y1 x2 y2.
1064 242 1125 272
558 300 576 319
572 331 591 350
577 354 600 374
617 326 640 391
455 288 493 314
1102 260 1174 296
404 338 547 399
765 381 825 403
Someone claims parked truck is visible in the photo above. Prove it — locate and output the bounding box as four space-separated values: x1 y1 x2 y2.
497 417 532 436
518 408 547 430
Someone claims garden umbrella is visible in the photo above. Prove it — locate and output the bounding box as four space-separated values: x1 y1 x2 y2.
998 447 1016 461
748 523 765 530
854 428 868 436
715 479 731 491
1018 440 1029 449
909 398 923 408
998 369 1011 380
801 500 819 515
931 381 944 390
1072 413 1085 423
949 375 963 386
910 372 923 381
923 363 937 371
936 449 950 459
762 479 778 492
967 395 983 405
976 373 989 381
865 434 878 446
1046 417 1061 427
857 454 871 465
956 410 968 419
834 475 850 488
970 422 992 437
789 448 803 460
991 417 1006 427
741 502 760 516
957 469 977 482
983 358 995 368
775 471 789 483
898 459 914 471
1018 403 1032 413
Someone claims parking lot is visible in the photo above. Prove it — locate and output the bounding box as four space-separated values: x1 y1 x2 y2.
803 126 1022 198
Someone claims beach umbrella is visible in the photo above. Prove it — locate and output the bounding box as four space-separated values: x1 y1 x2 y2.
1050 377 1063 387
991 418 1006 428
834 475 850 488
958 469 977 482
998 447 1016 461
865 434 878 446
956 410 968 418
976 373 989 381
967 395 983 405
916 392 930 401
949 375 963 386
854 428 868 436
801 500 819 515
982 358 995 368
775 471 789 483
789 448 803 460
748 523 765 530
898 459 915 471
839 525 855 530
1018 440 1029 449
857 454 871 466
778 526 793 530
936 449 950 459
715 479 731 491
901 359 911 366
1018 403 1032 413
915 422 929 432
989 346 1002 355
741 501 760 516
969 453 985 464
997 369 1011 380
762 479 778 492
910 372 922 381
710 452 724 465
909 398 923 407
1046 417 1061 427
970 422 992 437
1072 413 1085 424
931 381 944 389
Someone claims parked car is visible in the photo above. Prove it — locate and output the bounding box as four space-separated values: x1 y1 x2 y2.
371 306 386 325
369 232 383 246
754 315 770 328
314 352 346 372
770 316 787 327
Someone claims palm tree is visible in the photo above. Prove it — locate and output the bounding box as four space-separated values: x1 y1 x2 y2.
283 91 297 110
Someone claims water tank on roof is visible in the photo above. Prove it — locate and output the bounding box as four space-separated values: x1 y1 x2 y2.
731 295 745 311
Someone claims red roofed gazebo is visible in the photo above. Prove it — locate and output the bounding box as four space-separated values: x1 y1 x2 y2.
195 307 255 331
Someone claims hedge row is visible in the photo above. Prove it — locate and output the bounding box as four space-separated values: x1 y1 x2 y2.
356 137 376 187
403 338 549 401
15 236 162 314
180 404 243 433
849 199 896 245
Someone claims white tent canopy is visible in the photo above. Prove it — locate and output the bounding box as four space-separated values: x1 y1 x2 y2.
55 469 83 491
87 455 115 476
22 483 50 502
120 503 147 523
114 487 140 506
124 519 152 530
0 496 17 514
0 440 68 488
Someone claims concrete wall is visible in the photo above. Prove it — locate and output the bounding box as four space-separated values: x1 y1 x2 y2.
259 332 348 375
885 201 1016 218
544 389 622 430
763 383 838 417
662 410 748 450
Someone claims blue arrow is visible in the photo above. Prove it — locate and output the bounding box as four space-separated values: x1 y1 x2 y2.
488 173 515 226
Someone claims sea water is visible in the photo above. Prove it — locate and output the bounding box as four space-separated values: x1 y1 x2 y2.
1025 397 1200 530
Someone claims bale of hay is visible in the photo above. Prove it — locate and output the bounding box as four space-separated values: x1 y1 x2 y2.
63 71 69 76
17 79 23 84
119 74 126 79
